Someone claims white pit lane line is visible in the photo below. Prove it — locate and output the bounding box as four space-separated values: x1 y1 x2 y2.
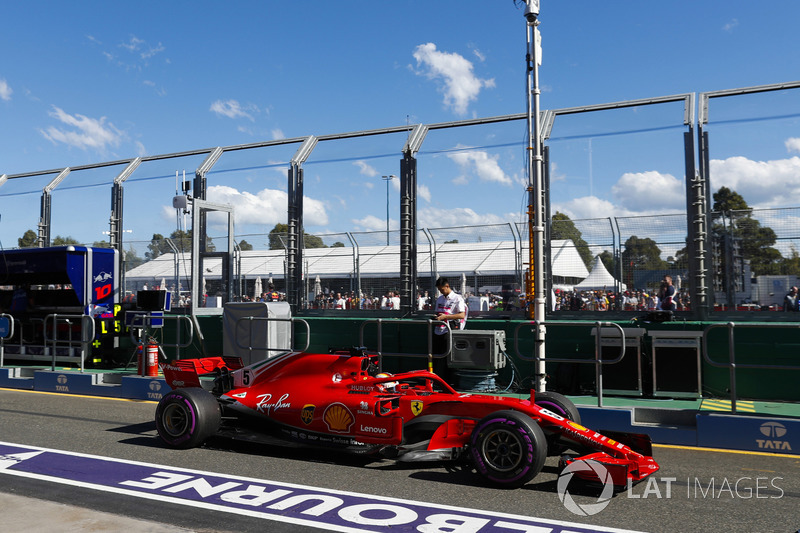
0 441 646 533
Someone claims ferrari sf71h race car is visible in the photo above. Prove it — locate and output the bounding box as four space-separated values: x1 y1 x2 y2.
156 348 659 489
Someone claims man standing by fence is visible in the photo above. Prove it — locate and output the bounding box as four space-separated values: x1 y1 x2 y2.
784 286 798 312
431 277 467 377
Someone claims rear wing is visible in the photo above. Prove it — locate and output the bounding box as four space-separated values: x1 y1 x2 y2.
161 356 244 390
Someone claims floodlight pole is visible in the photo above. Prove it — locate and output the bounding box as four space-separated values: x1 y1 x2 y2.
524 0 547 393
382 175 396 245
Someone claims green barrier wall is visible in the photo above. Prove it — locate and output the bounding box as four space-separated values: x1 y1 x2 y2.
157 314 800 402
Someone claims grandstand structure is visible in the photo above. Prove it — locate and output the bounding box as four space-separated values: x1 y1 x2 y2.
125 239 590 305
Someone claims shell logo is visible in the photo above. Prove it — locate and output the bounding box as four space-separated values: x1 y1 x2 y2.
323 403 354 433
567 421 588 432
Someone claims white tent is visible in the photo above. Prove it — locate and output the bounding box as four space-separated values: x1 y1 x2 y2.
574 256 626 291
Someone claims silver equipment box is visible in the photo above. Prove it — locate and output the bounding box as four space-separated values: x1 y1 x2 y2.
448 330 507 370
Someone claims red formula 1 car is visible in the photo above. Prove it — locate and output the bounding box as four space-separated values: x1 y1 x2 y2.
155 348 659 489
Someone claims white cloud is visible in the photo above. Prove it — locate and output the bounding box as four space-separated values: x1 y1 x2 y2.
447 148 513 186
710 155 800 208
412 43 495 115
271 129 285 140
418 184 432 203
206 185 328 227
352 214 394 232
40 106 124 151
471 47 486 62
209 100 258 122
418 206 513 228
141 42 165 60
785 138 800 153
0 79 12 101
120 36 145 52
210 99 257 121
723 19 739 32
354 160 378 177
134 141 147 156
352 204 513 231
611 171 685 211
554 196 622 220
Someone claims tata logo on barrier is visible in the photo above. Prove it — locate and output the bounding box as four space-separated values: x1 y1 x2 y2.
56 375 69 392
148 380 163 400
757 421 791 451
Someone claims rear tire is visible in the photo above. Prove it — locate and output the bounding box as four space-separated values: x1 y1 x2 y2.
155 387 220 449
470 410 547 488
535 391 581 455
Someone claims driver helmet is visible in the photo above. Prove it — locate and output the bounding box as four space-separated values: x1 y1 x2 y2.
375 372 398 393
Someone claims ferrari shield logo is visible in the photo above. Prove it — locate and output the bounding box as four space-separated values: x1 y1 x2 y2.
300 404 315 425
410 400 424 417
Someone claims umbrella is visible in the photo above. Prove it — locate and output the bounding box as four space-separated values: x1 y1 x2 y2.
160 277 167 291
461 272 467 295
313 275 322 297
254 277 263 300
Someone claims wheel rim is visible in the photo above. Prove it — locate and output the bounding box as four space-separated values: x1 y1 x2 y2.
481 428 523 472
162 403 190 437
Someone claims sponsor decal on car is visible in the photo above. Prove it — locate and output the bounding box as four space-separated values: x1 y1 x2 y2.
300 404 315 425
256 393 291 415
356 401 372 415
411 400 424 417
323 403 355 433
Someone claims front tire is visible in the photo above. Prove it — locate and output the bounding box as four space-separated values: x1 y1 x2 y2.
155 387 221 449
535 391 581 455
470 410 547 488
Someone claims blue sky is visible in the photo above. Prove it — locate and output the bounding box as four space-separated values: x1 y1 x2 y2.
1 1 800 251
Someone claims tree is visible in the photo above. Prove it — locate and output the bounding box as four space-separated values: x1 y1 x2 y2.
621 236 667 287
305 234 325 248
550 212 593 269
18 229 37 248
713 186 781 276
145 229 214 261
268 224 326 250
146 233 166 260
52 235 80 246
713 187 750 214
778 246 800 277
124 245 145 270
92 240 113 248
238 239 254 251
331 241 345 248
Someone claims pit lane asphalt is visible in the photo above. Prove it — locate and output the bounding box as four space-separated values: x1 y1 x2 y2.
0 388 798 533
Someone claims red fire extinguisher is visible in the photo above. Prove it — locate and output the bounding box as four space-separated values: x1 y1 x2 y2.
144 343 159 377
138 343 159 377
